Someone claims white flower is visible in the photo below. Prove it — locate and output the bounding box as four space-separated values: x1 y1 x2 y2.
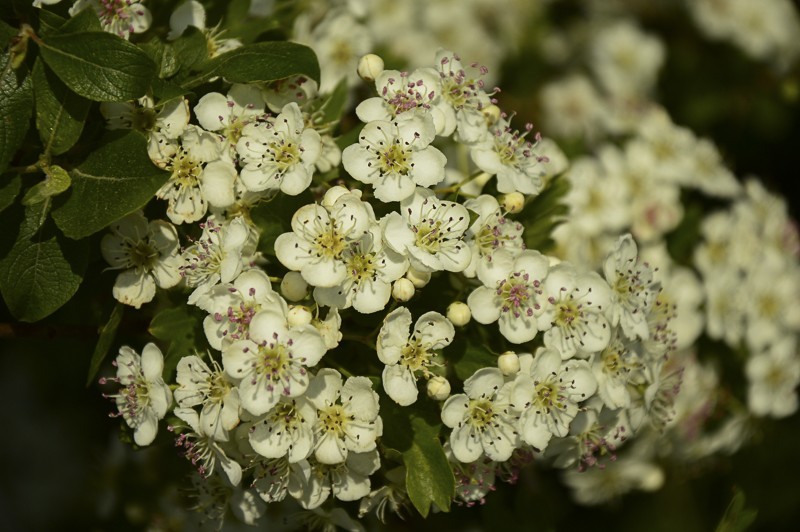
470 117 547 195
236 102 321 195
441 367 519 463
181 216 252 305
261 75 318 114
291 450 380 509
313 224 408 313
103 343 172 446
562 447 663 505
603 234 661 341
252 456 309 504
746 339 800 418
467 250 550 344
173 407 243 486
511 348 597 451
274 190 372 288
382 188 471 273
249 396 317 462
313 307 343 350
70 0 152 39
463 194 525 285
306 369 383 464
342 116 445 203
195 84 267 160
100 211 181 309
174 355 240 441
168 0 205 40
434 49 492 143
591 330 642 410
377 307 455 405
222 309 327 416
539 263 612 359
198 269 288 350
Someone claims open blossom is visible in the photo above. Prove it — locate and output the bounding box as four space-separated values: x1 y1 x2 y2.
101 211 182 309
222 309 327 416
468 250 550 344
463 194 525 285
342 116 445 203
382 188 471 273
746 338 800 418
292 451 381 510
249 396 317 463
305 369 383 465
511 348 598 451
236 102 321 195
195 84 267 161
434 49 492 144
103 343 172 446
70 0 152 39
173 407 243 486
441 368 519 463
174 355 241 441
377 307 455 405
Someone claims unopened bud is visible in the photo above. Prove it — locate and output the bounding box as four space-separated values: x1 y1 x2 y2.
322 185 359 207
500 192 525 214
392 278 415 301
281 271 308 302
498 351 520 376
427 376 451 401
405 268 431 288
482 104 501 126
358 53 384 83
287 305 313 327
446 302 471 326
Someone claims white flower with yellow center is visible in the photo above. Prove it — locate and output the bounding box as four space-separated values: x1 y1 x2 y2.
467 250 550 344
249 396 317 463
434 49 493 144
173 407 242 486
306 369 383 465
102 343 172 446
100 211 182 309
377 307 455 406
236 102 321 195
70 0 152 39
342 116 445 203
511 348 597 451
195 84 267 161
441 367 519 463
222 308 327 416
313 224 408 314
470 117 547 195
382 188 471 273
590 330 642 409
463 194 525 285
274 190 372 288
291 451 381 510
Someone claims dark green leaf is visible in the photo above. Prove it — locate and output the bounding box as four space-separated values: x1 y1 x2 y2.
22 164 70 205
0 200 87 322
518 175 570 253
38 10 67 36
716 488 758 532
0 50 33 174
0 174 21 213
447 337 497 382
0 20 16 46
86 303 124 386
149 305 205 379
171 26 208 75
58 5 102 33
223 0 282 43
185 41 320 88
51 131 169 239
39 31 156 102
139 37 180 79
32 58 90 155
151 77 190 102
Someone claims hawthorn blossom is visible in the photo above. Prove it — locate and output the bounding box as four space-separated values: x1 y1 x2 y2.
382 188 471 273
377 307 455 405
434 49 492 143
174 355 241 441
291 451 381 509
70 0 152 39
101 211 182 308
342 116 445 203
441 367 519 463
102 343 172 446
195 84 267 161
463 194 525 285
173 407 243 486
249 396 317 463
746 338 800 418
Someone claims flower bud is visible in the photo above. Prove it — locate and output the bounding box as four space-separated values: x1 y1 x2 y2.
500 192 525 214
357 53 384 82
446 302 471 326
392 278 415 302
498 351 520 376
426 376 451 401
405 268 431 288
287 305 313 327
322 185 360 207
482 104 502 126
281 271 308 302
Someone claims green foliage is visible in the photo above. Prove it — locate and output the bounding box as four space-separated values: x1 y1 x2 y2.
0 50 33 174
21 164 70 205
716 488 758 532
169 27 209 76
139 37 180 80
51 131 169 239
0 175 21 213
381 399 455 517
149 305 206 379
447 336 497 382
38 31 156 102
32 58 90 155
518 175 570 253
86 303 124 386
0 200 87 322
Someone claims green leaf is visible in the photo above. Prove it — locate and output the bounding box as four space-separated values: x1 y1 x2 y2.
139 37 180 79
149 305 205 379
1 50 34 174
86 303 124 386
171 27 208 75
0 20 16 46
185 41 320 88
716 488 758 532
381 399 454 517
0 174 21 213
518 175 570 253
51 131 169 239
317 77 348 124
58 5 102 33
22 164 70 205
38 31 156 102
38 10 67 36
0 200 87 322
448 336 497 382
32 58 90 155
